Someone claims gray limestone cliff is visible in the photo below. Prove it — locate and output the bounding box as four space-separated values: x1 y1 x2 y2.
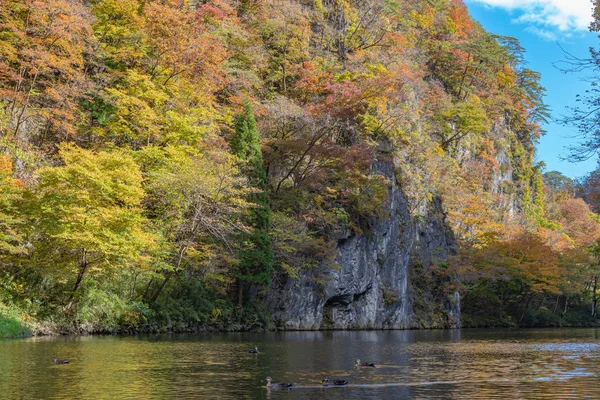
268 154 458 330
411 197 460 329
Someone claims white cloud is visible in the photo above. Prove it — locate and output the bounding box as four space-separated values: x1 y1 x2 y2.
469 0 594 33
525 26 558 40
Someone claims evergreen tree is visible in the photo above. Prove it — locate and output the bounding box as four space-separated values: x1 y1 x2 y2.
230 103 274 302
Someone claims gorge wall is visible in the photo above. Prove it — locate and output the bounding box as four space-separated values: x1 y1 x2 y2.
268 152 459 330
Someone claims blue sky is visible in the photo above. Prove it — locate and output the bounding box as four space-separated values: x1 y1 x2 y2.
465 0 599 178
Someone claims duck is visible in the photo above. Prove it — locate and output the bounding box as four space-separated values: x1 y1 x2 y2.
355 359 376 367
249 346 259 354
264 376 293 390
53 358 69 365
322 376 348 386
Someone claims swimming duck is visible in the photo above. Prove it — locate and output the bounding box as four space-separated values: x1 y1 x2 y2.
355 359 376 367
264 376 293 390
322 376 348 386
53 358 69 365
249 346 259 354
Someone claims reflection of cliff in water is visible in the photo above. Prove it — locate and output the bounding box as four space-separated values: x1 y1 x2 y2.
2 329 599 399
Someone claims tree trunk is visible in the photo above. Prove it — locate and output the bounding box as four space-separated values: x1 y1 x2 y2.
562 296 569 316
592 275 598 317
142 277 155 301
238 279 244 306
14 70 39 137
67 248 87 307
552 295 560 315
149 272 172 303
457 52 471 99
519 294 533 324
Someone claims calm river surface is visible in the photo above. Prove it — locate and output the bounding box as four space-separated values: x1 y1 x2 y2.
1 329 600 399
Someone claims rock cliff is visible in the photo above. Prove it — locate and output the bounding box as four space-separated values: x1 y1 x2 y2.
269 154 458 330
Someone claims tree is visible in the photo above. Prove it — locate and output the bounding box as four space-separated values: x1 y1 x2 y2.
85 0 226 148
143 1 225 86
138 141 253 302
230 103 274 302
29 143 155 305
575 168 600 213
0 0 91 141
543 171 575 194
558 2 600 160
258 0 309 94
0 155 25 256
459 230 564 323
433 95 490 151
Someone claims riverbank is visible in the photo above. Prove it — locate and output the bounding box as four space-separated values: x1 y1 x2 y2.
0 298 277 338
4 307 600 339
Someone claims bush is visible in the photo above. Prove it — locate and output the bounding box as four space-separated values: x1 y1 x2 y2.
562 304 600 327
0 303 31 338
148 279 215 330
77 287 150 333
520 307 562 328
147 277 275 331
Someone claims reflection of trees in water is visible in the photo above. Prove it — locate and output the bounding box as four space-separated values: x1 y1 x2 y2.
1 330 599 399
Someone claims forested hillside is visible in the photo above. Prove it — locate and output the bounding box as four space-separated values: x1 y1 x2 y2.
1 0 600 336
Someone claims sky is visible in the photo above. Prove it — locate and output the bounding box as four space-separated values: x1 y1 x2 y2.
465 0 599 179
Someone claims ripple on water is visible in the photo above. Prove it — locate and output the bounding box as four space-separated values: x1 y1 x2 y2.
0 329 599 399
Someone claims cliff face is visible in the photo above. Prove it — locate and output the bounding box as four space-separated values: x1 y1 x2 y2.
411 196 460 329
269 155 458 330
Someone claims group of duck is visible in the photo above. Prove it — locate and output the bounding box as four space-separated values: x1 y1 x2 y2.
249 346 376 391
54 346 376 391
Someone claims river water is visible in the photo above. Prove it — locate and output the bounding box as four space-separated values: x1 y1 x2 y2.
1 328 599 399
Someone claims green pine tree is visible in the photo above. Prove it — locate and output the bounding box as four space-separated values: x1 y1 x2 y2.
230 102 274 303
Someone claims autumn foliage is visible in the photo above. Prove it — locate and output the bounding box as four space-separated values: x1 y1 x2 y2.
0 0 597 332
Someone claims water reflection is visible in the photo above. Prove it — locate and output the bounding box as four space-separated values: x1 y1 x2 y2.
0 329 599 399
